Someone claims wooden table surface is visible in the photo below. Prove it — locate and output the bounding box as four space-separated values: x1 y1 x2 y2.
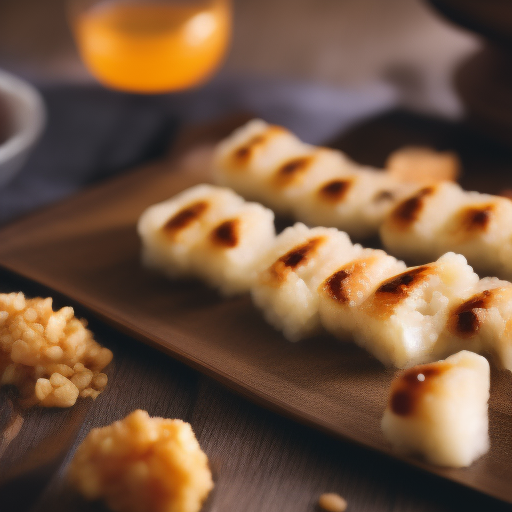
1 112 512 512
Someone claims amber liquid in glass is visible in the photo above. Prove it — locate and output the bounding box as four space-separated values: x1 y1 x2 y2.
74 0 231 93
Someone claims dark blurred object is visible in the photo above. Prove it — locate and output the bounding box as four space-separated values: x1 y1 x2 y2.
428 0 512 148
0 86 180 225
455 46 512 149
330 109 512 193
429 0 512 48
0 95 12 145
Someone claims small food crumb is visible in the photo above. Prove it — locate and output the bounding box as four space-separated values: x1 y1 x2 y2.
69 410 213 512
386 146 460 184
0 292 112 407
318 492 348 512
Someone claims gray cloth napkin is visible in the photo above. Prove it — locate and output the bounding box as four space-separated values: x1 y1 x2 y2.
0 77 396 225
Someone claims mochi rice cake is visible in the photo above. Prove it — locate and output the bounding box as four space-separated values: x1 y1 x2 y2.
316 248 406 340
380 182 465 262
434 277 512 370
212 119 308 204
137 184 276 295
251 223 357 341
295 168 412 240
436 192 512 276
382 351 490 468
262 147 353 217
352 252 479 368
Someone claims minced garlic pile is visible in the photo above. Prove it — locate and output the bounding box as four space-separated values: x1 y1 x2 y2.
0 292 113 407
69 410 214 512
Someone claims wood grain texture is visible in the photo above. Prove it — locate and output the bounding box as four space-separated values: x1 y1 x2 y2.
0 272 510 512
0 120 511 508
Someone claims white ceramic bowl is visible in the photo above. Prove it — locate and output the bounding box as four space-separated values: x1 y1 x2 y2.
0 70 46 188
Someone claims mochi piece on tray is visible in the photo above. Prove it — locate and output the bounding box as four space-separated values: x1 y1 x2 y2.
137 184 245 277
352 252 479 368
380 181 465 263
434 277 512 370
212 119 308 203
251 223 357 341
295 168 413 241
316 248 406 341
436 192 512 276
382 351 490 468
189 201 276 296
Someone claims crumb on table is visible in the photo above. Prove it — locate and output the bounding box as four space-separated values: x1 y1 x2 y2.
318 492 348 512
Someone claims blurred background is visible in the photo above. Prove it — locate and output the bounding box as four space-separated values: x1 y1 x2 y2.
0 0 479 117
2 0 512 225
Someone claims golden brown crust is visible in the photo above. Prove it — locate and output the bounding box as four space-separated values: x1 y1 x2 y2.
448 204 495 239
210 219 239 248
447 287 512 338
272 156 314 188
366 266 431 318
389 362 451 416
162 201 209 238
389 187 435 228
264 237 326 285
228 126 286 169
321 256 380 304
317 179 353 203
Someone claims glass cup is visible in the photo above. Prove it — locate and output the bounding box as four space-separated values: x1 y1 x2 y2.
68 0 232 93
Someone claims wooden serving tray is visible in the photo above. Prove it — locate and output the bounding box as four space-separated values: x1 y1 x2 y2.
0 122 511 504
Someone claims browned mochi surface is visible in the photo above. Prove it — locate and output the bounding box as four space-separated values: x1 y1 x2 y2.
162 201 209 238
228 125 286 169
264 237 326 285
210 219 239 248
365 266 431 319
448 204 495 240
389 362 452 417
322 255 381 304
390 186 435 228
373 190 395 203
448 287 512 338
318 178 353 203
272 155 314 188
449 290 493 337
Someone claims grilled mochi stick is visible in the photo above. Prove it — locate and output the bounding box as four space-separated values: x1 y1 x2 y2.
352 252 479 368
382 351 490 468
316 249 406 341
261 147 354 217
293 167 413 240
189 201 276 296
137 184 245 277
380 181 465 263
212 119 308 203
436 193 512 276
251 223 357 342
433 277 512 370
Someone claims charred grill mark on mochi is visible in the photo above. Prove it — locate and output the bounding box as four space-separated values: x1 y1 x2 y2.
210 219 239 248
162 201 209 237
452 204 495 238
318 179 353 203
273 156 314 188
449 290 493 337
323 269 351 303
373 190 395 203
390 363 451 416
266 237 326 285
322 256 379 304
369 266 430 317
230 126 286 168
391 187 435 227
